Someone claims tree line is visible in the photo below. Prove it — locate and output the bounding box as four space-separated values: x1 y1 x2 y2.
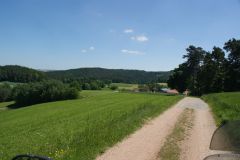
46 68 170 84
168 38 240 95
0 80 79 106
0 65 46 82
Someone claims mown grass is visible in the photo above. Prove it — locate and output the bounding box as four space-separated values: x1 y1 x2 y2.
111 83 138 90
0 91 182 160
202 92 240 125
158 109 194 160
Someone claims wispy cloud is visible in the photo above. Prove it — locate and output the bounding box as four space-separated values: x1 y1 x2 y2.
121 49 145 55
89 46 95 51
124 29 134 33
81 46 95 53
131 35 149 42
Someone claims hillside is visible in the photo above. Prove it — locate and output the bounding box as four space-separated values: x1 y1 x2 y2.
0 91 181 160
46 68 171 83
0 65 46 83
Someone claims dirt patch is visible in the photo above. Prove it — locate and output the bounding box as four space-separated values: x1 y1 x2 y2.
180 98 226 160
158 108 194 160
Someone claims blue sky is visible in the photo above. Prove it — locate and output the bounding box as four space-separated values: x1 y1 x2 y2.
0 0 240 71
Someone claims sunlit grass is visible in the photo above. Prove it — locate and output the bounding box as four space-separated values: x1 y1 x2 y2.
0 91 182 160
202 92 240 125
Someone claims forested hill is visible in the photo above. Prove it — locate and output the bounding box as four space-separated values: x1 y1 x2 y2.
0 65 46 83
46 68 171 83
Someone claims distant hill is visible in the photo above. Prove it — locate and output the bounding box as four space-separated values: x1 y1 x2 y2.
0 65 46 83
46 68 171 83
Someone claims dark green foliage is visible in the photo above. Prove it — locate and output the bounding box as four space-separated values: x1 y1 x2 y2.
46 68 171 84
168 63 189 93
0 65 46 83
69 80 82 91
168 46 206 95
138 83 163 92
168 38 240 95
110 85 118 90
14 80 78 106
82 83 91 90
224 39 240 91
0 83 12 102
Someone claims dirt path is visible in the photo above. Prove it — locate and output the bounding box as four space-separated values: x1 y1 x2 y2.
96 97 221 160
96 100 185 160
179 97 224 160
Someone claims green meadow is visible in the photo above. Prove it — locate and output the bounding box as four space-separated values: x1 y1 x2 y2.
111 83 138 90
202 92 240 125
0 91 182 160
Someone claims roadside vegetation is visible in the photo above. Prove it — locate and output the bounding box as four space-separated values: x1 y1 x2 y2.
168 38 240 95
158 108 194 160
0 91 182 160
202 92 240 125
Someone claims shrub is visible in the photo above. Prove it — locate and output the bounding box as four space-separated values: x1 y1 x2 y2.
110 85 118 90
69 81 82 91
0 83 12 102
82 83 91 90
90 81 101 90
14 80 78 106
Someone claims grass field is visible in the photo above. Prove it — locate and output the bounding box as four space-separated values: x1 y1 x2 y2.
202 92 240 125
0 101 14 109
111 83 138 90
0 90 182 160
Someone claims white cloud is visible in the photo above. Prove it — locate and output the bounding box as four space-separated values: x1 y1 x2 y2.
81 49 87 53
121 49 145 55
89 46 95 50
131 35 149 42
124 29 134 33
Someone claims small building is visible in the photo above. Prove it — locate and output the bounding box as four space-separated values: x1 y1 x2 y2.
161 88 179 95
166 89 179 95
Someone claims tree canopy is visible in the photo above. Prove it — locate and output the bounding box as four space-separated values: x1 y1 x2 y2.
0 65 46 83
168 38 240 95
46 68 170 84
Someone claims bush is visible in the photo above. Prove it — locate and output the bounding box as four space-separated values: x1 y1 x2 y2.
69 81 82 91
0 83 12 102
14 80 78 106
90 81 101 90
110 85 118 90
82 83 91 90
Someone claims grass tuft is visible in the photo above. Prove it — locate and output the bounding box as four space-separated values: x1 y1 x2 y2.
158 108 194 160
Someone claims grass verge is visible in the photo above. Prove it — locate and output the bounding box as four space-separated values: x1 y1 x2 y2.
202 92 240 126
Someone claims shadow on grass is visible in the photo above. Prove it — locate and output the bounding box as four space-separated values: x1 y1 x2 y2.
7 103 25 109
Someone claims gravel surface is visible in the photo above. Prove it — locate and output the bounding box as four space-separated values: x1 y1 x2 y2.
96 97 224 160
